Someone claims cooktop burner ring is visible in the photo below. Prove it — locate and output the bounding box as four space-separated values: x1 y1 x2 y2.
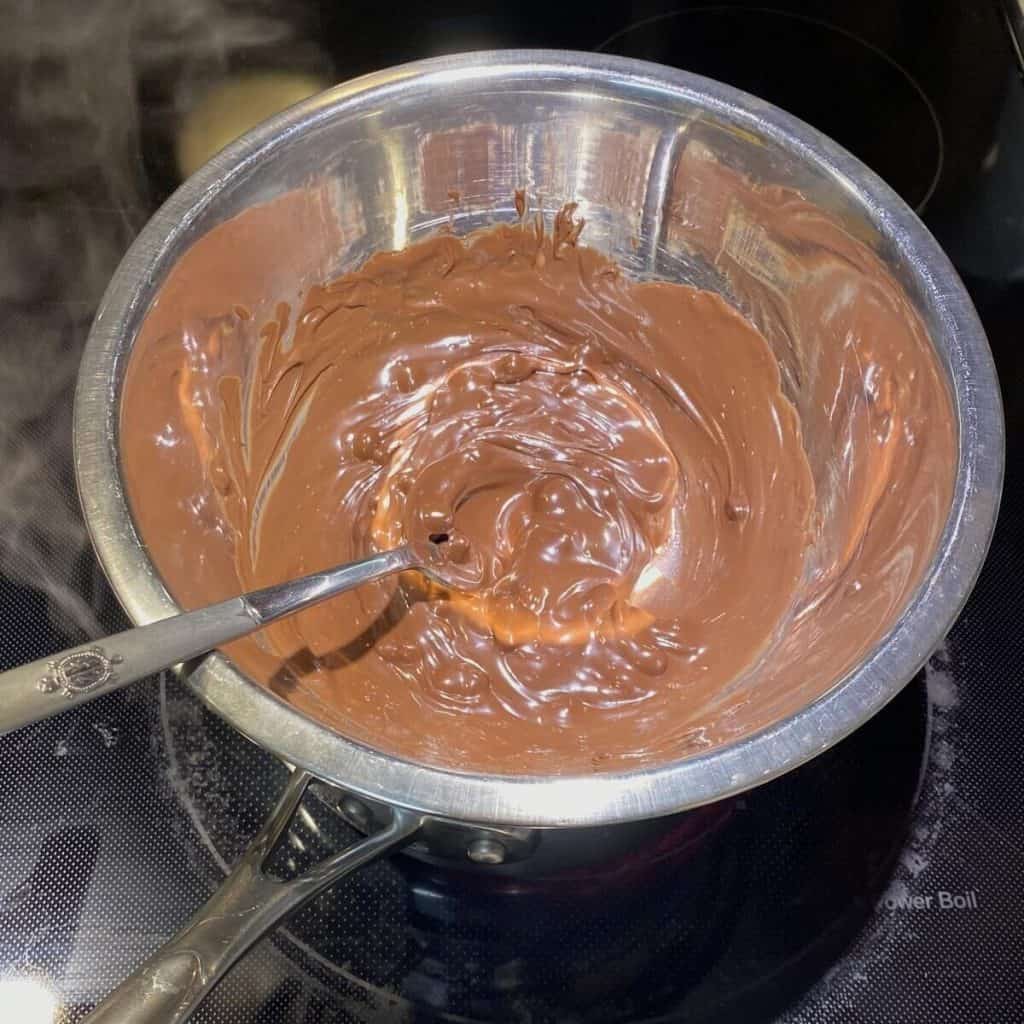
156 657 947 1022
598 6 945 212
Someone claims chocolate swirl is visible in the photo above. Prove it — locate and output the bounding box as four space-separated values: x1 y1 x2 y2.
122 211 821 771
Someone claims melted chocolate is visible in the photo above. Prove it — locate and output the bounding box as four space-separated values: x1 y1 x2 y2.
120 185 955 775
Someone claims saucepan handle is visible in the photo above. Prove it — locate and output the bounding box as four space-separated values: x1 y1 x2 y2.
83 769 422 1023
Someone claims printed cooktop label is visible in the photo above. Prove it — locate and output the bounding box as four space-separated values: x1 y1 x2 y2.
883 888 980 911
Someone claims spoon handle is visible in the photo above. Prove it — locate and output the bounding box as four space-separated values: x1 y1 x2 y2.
0 545 416 735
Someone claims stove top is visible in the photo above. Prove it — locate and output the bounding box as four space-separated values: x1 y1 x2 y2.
1 2 1022 1021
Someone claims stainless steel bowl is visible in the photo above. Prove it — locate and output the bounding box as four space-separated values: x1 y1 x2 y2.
75 50 1003 830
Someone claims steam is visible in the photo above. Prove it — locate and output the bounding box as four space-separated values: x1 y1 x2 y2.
0 2 298 639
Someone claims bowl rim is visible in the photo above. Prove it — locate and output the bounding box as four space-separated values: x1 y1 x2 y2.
74 49 1004 827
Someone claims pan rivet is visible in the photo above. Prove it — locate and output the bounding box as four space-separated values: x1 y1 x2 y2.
466 837 506 865
339 796 370 827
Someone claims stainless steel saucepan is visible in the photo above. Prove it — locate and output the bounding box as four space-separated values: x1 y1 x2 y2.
65 52 1002 1021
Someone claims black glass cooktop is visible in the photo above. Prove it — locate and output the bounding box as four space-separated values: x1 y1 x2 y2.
1 1 1022 1021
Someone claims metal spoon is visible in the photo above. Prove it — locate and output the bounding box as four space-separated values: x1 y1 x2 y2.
0 538 465 736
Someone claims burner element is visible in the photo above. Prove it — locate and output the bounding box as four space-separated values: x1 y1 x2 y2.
159 669 930 1022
